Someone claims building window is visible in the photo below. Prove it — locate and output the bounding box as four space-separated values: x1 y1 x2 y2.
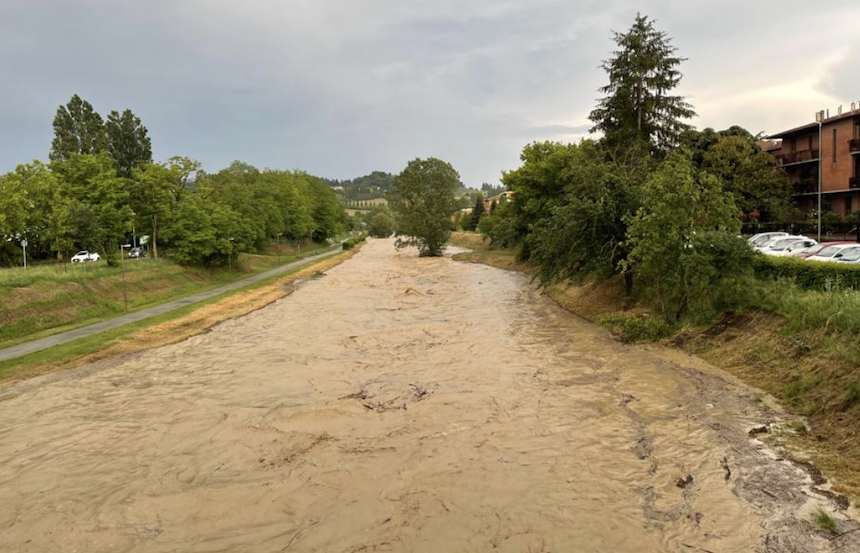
833 129 838 163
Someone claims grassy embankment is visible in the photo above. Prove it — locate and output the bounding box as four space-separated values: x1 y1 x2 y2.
0 240 336 351
0 244 361 386
449 231 860 502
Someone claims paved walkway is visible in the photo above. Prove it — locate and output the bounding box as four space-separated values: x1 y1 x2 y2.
0 247 342 363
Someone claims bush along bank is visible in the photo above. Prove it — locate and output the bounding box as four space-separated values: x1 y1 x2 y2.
448 232 860 504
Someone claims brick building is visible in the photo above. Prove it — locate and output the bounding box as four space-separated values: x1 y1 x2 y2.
767 105 860 217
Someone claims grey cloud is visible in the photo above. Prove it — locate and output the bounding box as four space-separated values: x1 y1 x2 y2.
0 0 858 183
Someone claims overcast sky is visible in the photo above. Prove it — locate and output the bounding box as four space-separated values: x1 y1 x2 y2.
1 0 859 185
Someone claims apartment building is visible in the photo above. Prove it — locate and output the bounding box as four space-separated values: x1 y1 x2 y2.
767 105 860 217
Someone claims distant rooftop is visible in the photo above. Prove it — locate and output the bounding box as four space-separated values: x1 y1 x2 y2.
768 102 860 139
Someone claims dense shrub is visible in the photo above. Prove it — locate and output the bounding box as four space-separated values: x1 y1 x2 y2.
752 255 860 291
597 312 674 343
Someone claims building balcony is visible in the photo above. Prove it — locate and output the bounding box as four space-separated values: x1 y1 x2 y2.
792 181 819 195
777 149 819 166
850 139 860 154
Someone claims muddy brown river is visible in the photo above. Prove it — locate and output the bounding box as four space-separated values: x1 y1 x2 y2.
1 239 857 553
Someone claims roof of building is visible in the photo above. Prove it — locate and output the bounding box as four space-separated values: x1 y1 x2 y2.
768 107 860 139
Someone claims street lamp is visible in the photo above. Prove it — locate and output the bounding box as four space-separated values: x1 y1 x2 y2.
20 239 28 269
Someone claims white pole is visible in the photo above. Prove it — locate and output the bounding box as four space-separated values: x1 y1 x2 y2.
23 244 27 269
818 120 823 242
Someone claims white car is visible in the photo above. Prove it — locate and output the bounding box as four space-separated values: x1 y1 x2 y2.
71 250 100 263
764 237 817 257
755 235 807 253
748 232 788 248
806 244 860 262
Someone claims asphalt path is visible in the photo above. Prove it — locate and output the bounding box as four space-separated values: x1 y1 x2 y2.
0 247 341 363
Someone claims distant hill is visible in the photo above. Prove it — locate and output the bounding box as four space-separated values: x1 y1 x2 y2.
324 171 394 201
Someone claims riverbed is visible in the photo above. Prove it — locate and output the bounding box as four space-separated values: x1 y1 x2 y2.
0 238 855 552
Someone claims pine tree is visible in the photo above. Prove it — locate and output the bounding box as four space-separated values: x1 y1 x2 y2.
589 14 696 152
467 193 484 231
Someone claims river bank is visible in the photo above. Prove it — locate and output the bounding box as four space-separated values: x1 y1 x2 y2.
0 246 361 387
449 231 860 506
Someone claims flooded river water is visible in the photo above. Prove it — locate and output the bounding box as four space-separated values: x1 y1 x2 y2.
1 239 857 552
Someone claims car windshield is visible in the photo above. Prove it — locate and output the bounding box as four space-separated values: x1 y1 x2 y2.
770 238 800 250
753 234 781 245
816 246 847 258
840 249 860 262
76 251 87 256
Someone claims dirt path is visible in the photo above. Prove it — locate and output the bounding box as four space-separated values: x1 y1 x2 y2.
0 239 857 552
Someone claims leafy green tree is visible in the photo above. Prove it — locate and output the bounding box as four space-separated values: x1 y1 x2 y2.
368 212 395 237
625 153 745 321
51 153 130 265
106 109 153 177
130 162 176 258
50 94 107 161
389 158 460 257
589 14 696 152
0 171 30 240
501 142 584 258
529 140 642 286
702 135 791 221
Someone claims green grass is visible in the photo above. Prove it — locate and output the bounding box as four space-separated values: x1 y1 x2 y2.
0 248 346 382
0 242 340 349
813 509 838 534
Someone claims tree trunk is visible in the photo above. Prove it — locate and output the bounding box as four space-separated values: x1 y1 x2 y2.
624 271 634 296
151 213 158 259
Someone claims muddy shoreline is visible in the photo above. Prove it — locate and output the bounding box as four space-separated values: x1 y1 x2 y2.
1 239 858 552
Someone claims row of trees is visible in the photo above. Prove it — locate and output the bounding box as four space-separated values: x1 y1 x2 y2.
0 96 345 267
475 14 791 322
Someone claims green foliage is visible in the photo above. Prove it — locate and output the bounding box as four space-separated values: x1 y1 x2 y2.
528 140 643 284
598 312 673 343
751 255 860 291
367 212 394 238
389 158 460 257
106 109 152 177
702 135 790 221
50 94 107 162
589 14 696 152
324 171 394 201
625 153 746 321
465 193 484 231
813 510 838 534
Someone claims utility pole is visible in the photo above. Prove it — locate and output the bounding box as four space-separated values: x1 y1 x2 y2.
121 244 130 312
818 117 823 242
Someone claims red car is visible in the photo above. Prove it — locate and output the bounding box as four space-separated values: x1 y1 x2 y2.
791 241 856 259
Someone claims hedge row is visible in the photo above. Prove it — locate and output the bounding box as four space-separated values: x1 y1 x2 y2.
342 234 368 250
752 254 860 291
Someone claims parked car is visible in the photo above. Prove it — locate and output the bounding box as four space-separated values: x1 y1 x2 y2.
748 232 788 248
791 241 856 259
806 244 860 262
128 247 147 259
71 250 100 263
762 237 817 257
836 248 860 264
755 235 808 254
